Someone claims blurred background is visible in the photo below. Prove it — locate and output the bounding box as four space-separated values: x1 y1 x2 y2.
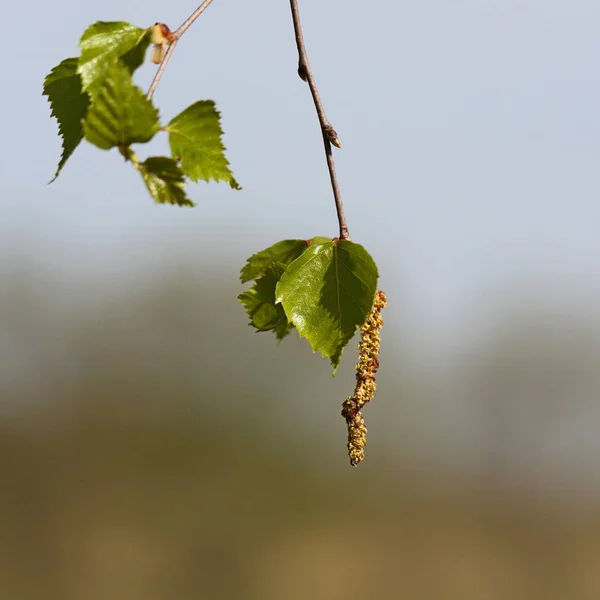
2 0 600 598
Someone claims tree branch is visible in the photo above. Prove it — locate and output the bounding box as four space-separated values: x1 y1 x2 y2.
147 0 216 100
288 0 350 240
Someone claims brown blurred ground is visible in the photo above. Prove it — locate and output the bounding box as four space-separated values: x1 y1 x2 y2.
2 261 600 600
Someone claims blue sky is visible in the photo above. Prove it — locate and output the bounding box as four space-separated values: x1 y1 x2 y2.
2 0 600 347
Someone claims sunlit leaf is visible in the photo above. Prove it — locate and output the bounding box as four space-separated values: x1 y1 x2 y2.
240 237 332 283
166 100 240 189
138 156 194 206
240 240 308 283
238 263 293 340
83 61 160 150
78 21 149 96
43 57 90 181
276 240 379 371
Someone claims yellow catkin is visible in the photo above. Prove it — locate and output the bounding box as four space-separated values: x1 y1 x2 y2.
341 290 387 466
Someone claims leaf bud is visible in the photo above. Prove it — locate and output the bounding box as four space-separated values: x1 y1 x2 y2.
149 23 174 65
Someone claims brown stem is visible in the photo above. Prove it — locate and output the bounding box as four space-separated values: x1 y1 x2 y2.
146 0 216 100
289 0 349 240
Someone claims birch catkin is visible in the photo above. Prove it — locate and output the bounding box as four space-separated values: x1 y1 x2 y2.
341 290 387 466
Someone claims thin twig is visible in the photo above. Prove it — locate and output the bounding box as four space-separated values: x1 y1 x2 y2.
146 42 177 100
147 0 216 100
289 0 349 240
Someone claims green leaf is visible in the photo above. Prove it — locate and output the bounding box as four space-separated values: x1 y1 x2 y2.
78 21 149 95
238 263 293 340
43 57 90 181
240 237 332 283
166 100 240 189
138 156 194 207
275 240 379 371
240 240 309 283
120 33 151 74
309 236 334 245
83 60 160 150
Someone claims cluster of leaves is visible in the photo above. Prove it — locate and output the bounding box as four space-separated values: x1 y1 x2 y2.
239 237 379 372
43 22 239 205
43 19 383 379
